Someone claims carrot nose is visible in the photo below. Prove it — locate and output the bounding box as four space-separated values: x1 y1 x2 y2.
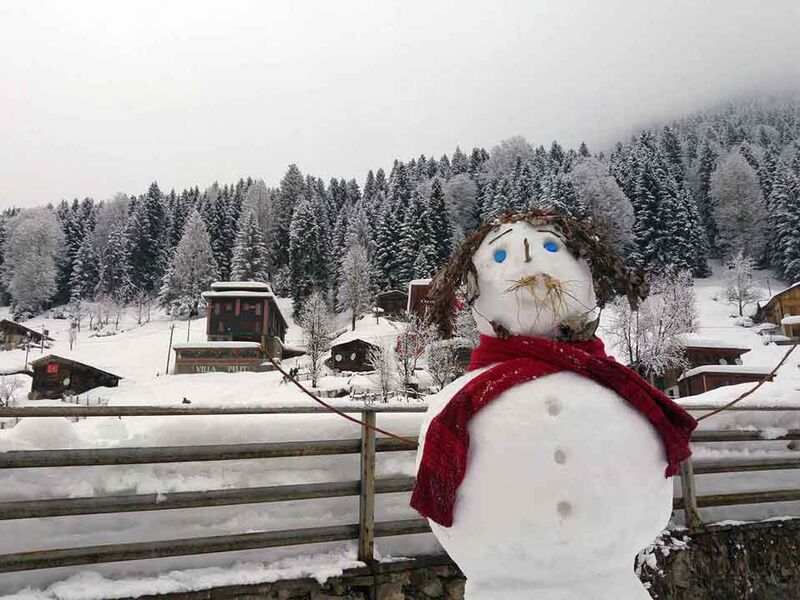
524 238 532 263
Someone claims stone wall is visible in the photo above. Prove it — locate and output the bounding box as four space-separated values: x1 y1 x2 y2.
125 519 800 600
643 519 800 599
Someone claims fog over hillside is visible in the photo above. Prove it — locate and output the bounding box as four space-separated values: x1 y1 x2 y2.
1 0 800 207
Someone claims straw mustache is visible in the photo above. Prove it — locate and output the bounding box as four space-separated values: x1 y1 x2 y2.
504 274 586 320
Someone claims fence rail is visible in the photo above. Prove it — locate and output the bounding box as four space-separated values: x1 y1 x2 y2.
0 404 798 578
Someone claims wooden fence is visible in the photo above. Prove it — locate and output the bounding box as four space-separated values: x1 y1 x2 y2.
0 404 798 577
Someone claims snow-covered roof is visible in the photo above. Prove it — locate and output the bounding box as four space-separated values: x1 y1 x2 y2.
678 365 774 381
202 291 274 299
680 335 750 352
332 317 400 347
172 342 262 349
210 281 272 292
754 322 779 333
28 354 122 379
763 281 800 309
781 315 800 325
408 278 432 286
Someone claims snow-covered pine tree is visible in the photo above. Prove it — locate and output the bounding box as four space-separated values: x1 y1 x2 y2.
230 209 270 282
695 140 718 252
274 164 307 271
770 163 800 281
426 178 453 268
399 189 428 283
710 151 768 261
288 196 327 315
373 162 411 289
129 183 169 292
337 243 372 330
96 221 133 302
158 210 218 316
451 146 469 175
69 237 99 302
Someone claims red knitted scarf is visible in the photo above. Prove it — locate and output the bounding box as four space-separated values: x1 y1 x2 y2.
410 334 697 527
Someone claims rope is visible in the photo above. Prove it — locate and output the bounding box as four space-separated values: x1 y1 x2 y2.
266 356 419 448
695 343 798 422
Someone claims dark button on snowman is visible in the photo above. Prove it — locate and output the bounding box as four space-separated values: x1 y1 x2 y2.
412 210 696 600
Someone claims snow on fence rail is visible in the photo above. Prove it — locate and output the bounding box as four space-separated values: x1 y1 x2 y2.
0 405 798 576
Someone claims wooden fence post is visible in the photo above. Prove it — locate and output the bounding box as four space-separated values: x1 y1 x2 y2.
358 410 376 563
680 458 702 530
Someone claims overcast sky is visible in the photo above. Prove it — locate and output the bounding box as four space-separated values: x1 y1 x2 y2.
2 0 800 208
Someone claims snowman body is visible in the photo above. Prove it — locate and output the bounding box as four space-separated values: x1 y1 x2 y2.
418 372 672 599
415 220 673 599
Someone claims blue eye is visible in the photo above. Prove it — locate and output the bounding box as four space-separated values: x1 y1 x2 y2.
543 241 559 253
493 249 507 263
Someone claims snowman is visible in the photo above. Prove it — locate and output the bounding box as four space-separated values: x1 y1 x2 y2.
411 210 696 600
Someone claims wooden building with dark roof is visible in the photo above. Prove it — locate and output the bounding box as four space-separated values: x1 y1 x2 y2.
28 355 122 400
202 281 288 359
758 282 800 340
0 320 53 350
375 290 408 318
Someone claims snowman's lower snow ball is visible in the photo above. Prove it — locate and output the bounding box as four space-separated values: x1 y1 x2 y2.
411 209 697 600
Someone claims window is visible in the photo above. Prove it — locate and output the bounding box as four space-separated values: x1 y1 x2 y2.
335 354 343 362
718 358 728 365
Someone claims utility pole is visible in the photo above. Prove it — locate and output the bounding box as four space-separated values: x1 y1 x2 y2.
165 324 175 375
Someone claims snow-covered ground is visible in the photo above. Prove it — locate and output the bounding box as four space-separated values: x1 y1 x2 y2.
1 265 798 597
0 303 433 598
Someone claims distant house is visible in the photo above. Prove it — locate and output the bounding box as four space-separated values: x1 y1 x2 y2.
661 337 752 398
0 320 53 350
407 279 432 319
375 290 408 318
677 365 774 397
757 282 800 340
329 338 379 372
202 281 288 358
28 355 121 400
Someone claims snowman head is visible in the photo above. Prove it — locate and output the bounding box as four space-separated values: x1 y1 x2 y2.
428 209 647 340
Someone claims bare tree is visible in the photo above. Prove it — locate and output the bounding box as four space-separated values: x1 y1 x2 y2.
395 313 435 393
426 340 462 391
723 249 761 317
0 376 22 407
367 341 395 402
299 291 333 388
606 269 697 381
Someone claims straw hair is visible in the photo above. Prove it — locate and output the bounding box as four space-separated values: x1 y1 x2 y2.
427 208 648 338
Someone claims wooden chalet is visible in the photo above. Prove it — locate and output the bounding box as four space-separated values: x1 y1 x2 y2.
329 338 379 372
677 365 774 397
28 355 121 400
407 279 432 319
202 281 288 358
661 338 751 398
758 282 800 340
375 290 408 318
0 320 53 350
